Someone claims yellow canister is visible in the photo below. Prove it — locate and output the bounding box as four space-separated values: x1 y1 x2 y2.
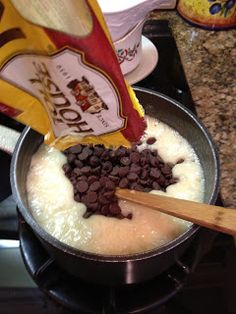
177 0 236 30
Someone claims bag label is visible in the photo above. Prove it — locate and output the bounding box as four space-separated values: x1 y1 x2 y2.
1 48 125 137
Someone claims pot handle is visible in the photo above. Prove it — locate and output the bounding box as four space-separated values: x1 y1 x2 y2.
0 124 21 155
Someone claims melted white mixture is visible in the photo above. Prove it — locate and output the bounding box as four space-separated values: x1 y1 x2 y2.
27 117 204 255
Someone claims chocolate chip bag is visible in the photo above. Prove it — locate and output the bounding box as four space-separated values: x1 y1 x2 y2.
0 0 146 149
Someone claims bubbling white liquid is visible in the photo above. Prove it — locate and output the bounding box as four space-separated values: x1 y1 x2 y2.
26 117 204 255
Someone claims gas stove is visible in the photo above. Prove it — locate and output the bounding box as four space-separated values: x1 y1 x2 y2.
0 19 236 314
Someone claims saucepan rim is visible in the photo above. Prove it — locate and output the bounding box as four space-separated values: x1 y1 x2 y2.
10 87 220 263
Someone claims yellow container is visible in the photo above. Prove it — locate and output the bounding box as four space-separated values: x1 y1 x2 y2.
177 0 236 30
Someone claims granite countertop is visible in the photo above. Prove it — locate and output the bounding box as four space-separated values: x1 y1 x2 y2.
150 11 236 208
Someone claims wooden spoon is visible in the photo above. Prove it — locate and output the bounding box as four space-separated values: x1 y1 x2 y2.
116 189 236 236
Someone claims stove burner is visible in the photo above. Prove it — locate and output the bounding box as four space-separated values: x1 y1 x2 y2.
18 212 216 313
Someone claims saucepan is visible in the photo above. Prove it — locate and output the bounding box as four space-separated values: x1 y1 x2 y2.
9 87 220 285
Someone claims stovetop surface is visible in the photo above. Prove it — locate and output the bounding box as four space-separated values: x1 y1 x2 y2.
0 19 236 314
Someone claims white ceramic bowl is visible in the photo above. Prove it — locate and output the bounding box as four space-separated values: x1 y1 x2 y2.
114 19 146 75
98 0 177 41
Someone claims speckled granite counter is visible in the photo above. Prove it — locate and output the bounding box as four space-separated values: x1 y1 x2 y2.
149 11 236 208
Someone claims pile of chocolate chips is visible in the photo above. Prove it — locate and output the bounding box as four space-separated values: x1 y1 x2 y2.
62 137 181 219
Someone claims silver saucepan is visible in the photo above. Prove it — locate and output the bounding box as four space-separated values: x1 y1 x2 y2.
10 87 220 285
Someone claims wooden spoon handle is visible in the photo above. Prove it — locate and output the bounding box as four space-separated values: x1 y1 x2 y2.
116 189 236 236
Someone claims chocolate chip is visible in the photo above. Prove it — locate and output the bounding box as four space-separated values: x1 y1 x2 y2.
76 181 89 193
99 194 110 205
141 169 148 180
146 137 156 145
74 193 81 202
67 153 76 164
109 150 116 159
74 159 84 168
102 161 113 172
71 178 77 185
88 175 98 185
152 181 161 190
161 164 172 175
101 150 110 160
94 145 104 157
100 176 110 185
81 194 88 205
115 147 127 157
157 175 166 186
78 151 89 161
89 155 100 167
144 187 152 192
80 166 91 175
140 156 147 166
108 175 120 184
150 156 159 167
130 182 139 190
120 156 131 166
119 178 129 188
140 179 149 186
135 184 145 191
127 172 138 181
73 168 81 176
130 164 141 174
109 203 121 215
68 144 83 154
89 181 101 191
64 140 179 220
92 166 101 175
169 177 179 184
126 213 133 219
152 150 158 157
87 191 97 203
77 175 88 182
110 166 120 176
119 166 129 177
89 202 99 212
83 146 93 157
130 152 140 164
103 190 115 200
105 180 115 190
167 162 174 169
141 148 151 156
101 204 109 215
62 164 71 174
83 211 93 218
150 168 161 179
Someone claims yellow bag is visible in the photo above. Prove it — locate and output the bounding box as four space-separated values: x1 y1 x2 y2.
0 0 145 149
